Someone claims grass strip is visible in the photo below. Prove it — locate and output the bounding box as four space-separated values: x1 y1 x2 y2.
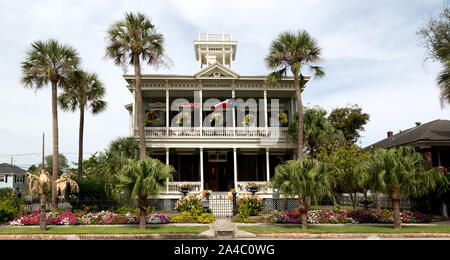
0 226 209 235
238 225 450 234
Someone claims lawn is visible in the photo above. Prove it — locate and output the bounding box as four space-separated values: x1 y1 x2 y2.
238 225 450 234
0 225 209 235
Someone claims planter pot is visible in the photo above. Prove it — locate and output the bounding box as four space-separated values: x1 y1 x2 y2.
179 187 190 196
246 187 260 195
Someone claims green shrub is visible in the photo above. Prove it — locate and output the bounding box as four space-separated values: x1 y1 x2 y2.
170 212 216 224
0 188 13 199
175 193 204 216
237 195 265 218
0 196 24 222
116 207 139 215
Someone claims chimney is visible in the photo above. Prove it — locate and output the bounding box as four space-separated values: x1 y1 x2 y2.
415 122 422 127
387 131 393 138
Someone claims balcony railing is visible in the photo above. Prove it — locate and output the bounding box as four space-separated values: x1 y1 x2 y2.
136 127 288 138
198 33 232 41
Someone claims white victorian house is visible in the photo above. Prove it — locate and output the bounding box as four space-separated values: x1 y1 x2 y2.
124 34 306 198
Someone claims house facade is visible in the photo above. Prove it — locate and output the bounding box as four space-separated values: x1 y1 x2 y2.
124 34 302 197
0 163 27 192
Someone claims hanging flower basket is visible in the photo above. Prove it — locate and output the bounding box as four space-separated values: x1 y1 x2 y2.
279 112 288 126
145 111 161 126
242 114 257 127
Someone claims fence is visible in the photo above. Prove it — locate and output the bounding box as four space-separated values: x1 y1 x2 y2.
24 194 419 219
24 199 179 215
260 196 413 216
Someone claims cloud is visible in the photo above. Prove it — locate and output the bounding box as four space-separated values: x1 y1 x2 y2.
0 0 448 168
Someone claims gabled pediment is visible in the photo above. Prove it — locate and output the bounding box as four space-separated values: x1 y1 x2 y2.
195 63 239 79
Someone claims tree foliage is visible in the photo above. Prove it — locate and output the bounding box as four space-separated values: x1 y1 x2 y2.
328 104 370 143
288 106 345 159
318 141 370 207
418 7 450 107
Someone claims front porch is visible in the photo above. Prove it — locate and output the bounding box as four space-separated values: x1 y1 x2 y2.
149 148 292 198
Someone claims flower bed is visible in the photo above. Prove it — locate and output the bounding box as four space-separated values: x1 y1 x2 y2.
9 210 170 226
267 209 431 224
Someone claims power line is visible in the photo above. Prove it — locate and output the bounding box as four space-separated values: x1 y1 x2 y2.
0 129 41 149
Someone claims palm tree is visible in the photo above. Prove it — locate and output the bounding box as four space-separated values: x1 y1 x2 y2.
115 157 174 230
364 146 448 230
59 70 107 179
288 106 344 159
265 31 325 159
27 169 79 231
21 39 80 209
271 159 332 229
105 12 170 160
108 136 139 159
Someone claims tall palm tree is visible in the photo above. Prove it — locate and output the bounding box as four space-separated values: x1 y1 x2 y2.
59 70 107 179
266 31 325 159
108 136 139 159
115 157 174 230
27 169 79 231
364 146 447 230
21 39 80 209
105 12 170 160
271 159 332 229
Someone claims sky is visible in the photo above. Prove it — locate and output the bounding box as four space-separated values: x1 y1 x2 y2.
0 0 449 169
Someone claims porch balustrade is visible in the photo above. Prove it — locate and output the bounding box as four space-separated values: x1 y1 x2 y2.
167 182 202 193
138 127 288 138
165 181 272 194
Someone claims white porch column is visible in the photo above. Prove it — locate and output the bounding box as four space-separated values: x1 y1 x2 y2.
230 54 233 70
232 89 236 136
264 90 268 135
233 148 238 191
199 90 203 136
200 148 204 191
166 89 169 136
222 45 225 66
198 46 202 70
166 148 170 193
266 148 270 182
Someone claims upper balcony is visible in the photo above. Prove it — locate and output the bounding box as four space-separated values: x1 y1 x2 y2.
135 127 289 139
198 33 233 41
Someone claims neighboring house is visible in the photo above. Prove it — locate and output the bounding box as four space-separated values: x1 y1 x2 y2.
0 163 28 192
124 33 300 197
365 119 450 173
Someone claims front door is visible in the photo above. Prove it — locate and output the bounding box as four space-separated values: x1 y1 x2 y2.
207 163 220 191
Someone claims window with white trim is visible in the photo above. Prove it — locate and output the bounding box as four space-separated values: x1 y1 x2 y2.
15 175 24 183
0 175 5 183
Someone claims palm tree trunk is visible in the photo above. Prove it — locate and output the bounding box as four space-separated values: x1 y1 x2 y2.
134 53 146 160
301 212 308 229
77 104 85 179
140 213 146 231
51 81 59 210
376 192 381 213
40 194 47 231
393 199 401 230
299 196 308 229
294 74 304 160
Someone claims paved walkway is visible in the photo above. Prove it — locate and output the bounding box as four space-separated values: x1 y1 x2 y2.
199 219 256 239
